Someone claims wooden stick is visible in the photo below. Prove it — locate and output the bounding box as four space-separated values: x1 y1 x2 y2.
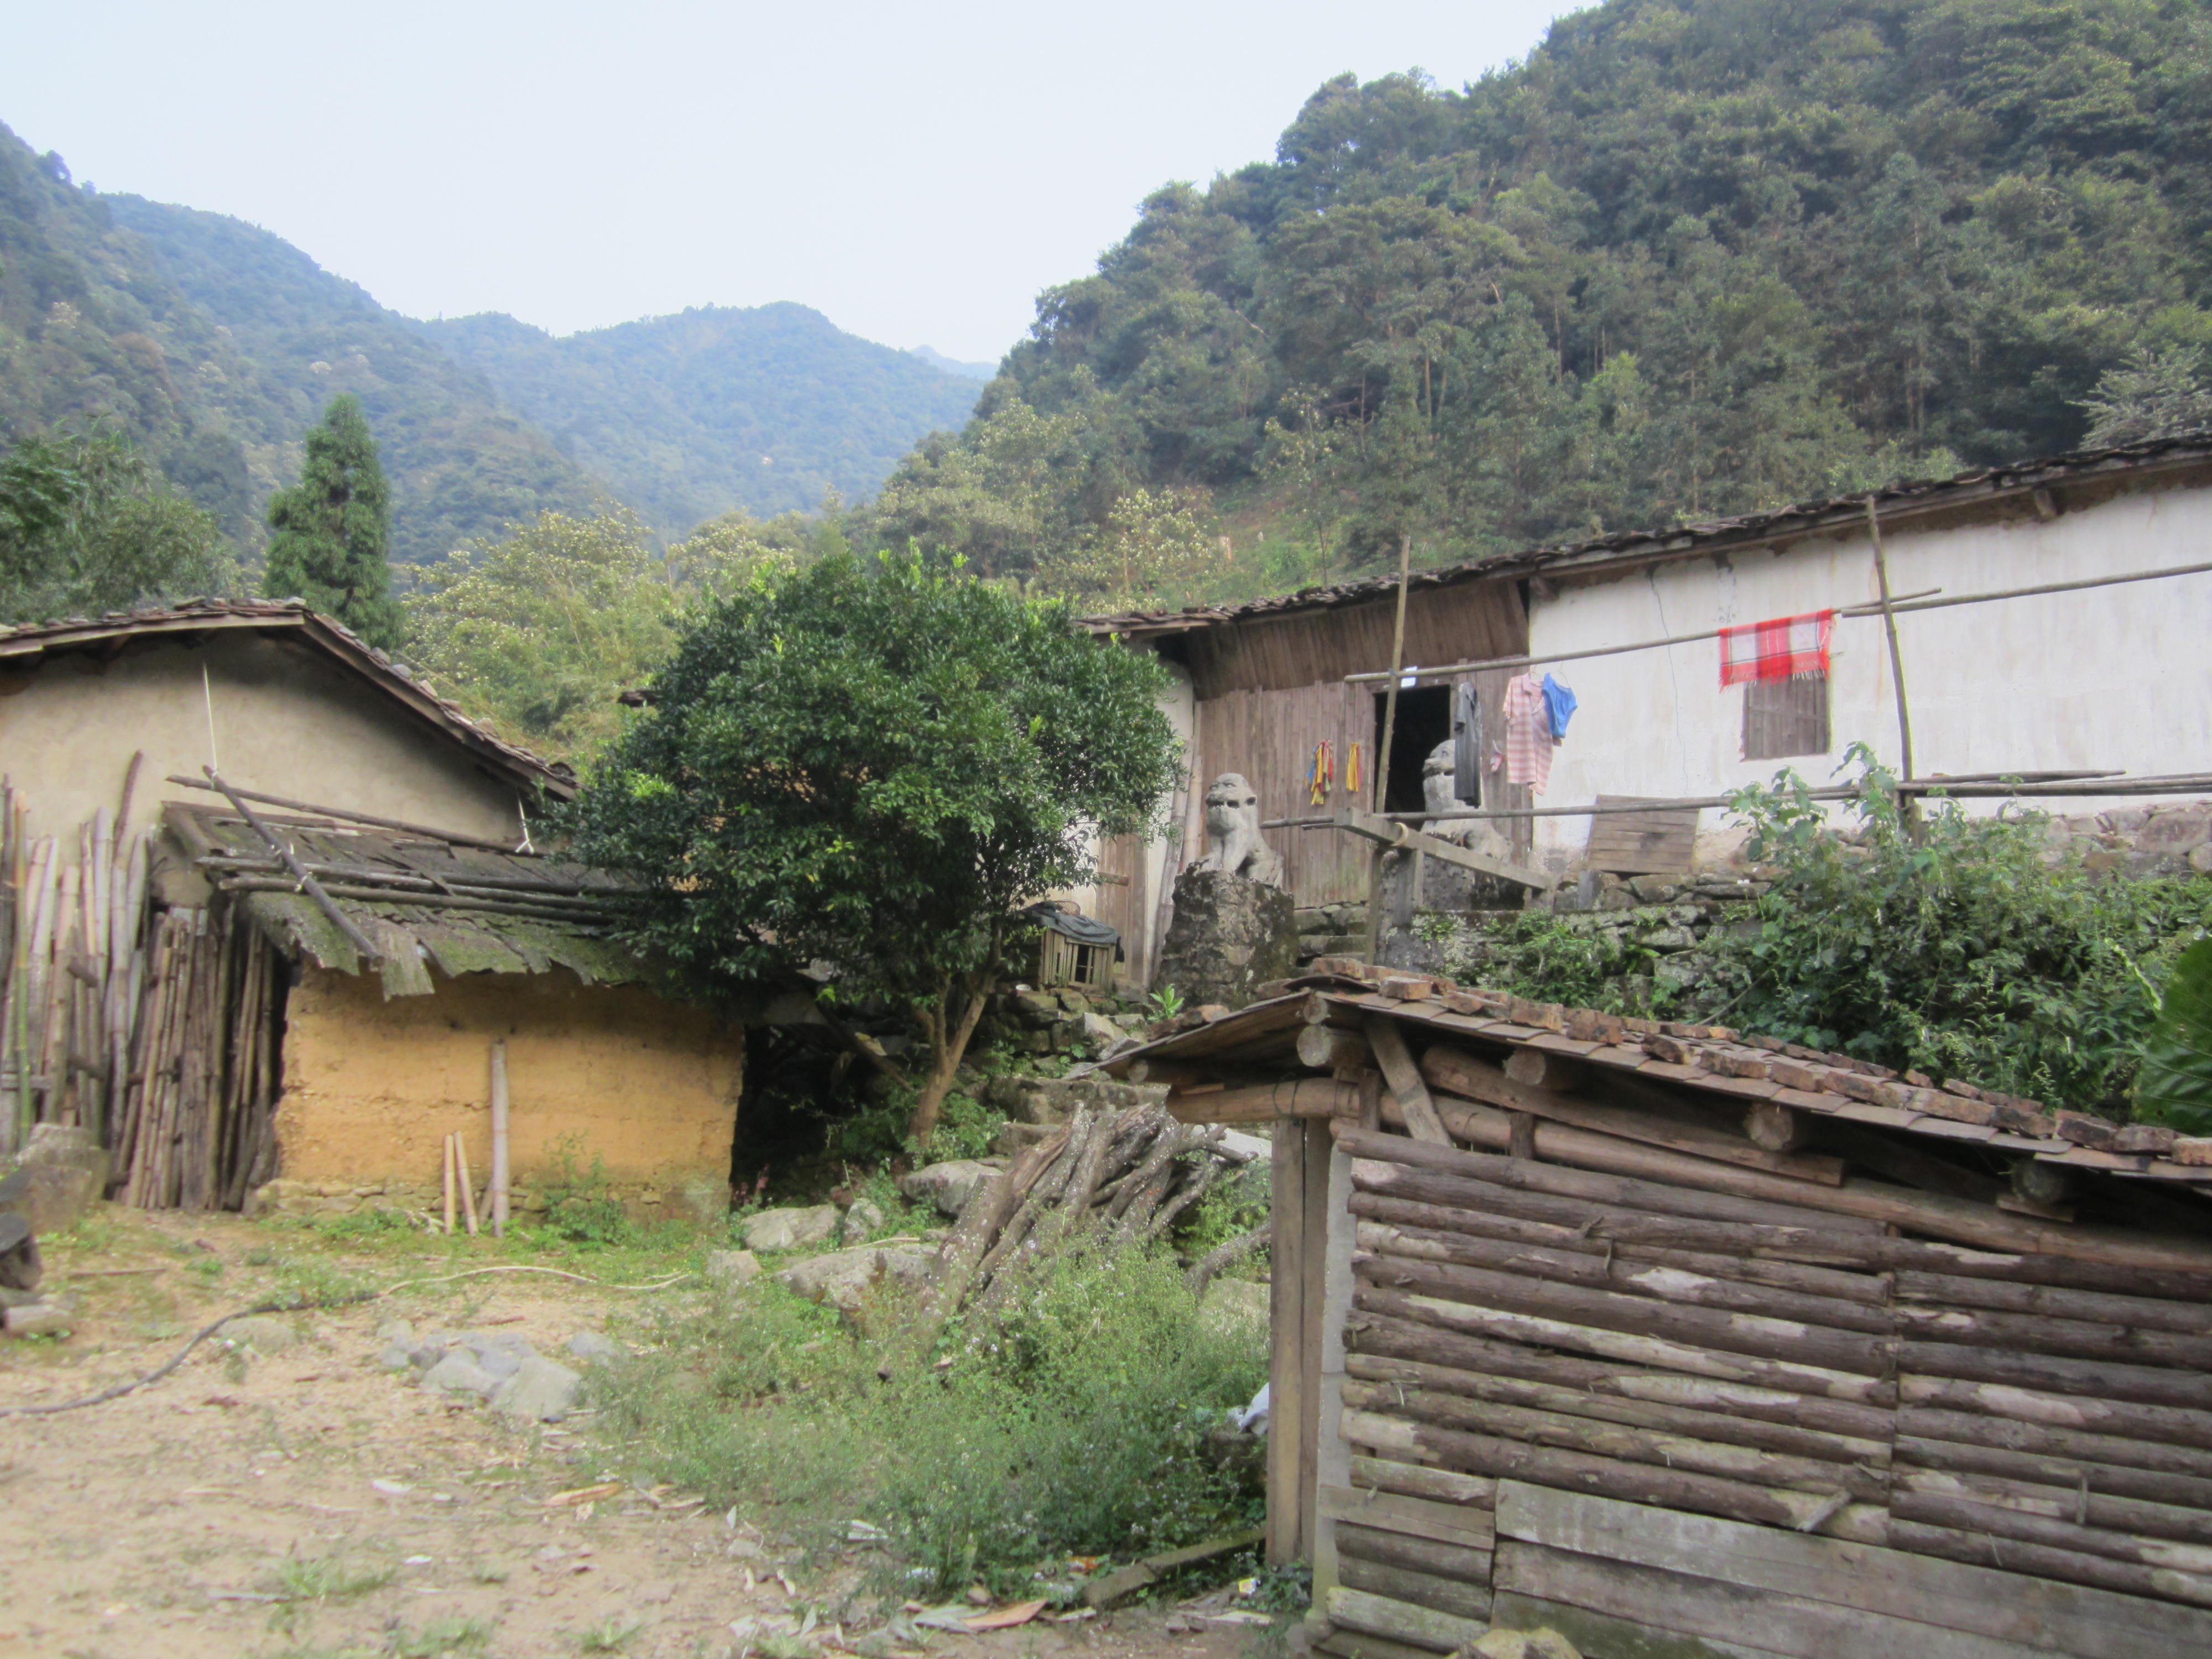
201 769 383 966
1866 494 1916 785
456 1135 480 1236
1896 1433 2212 1518
1901 1338 2212 1413
443 1133 457 1235
1365 1017 1450 1144
490 1039 510 1239
1888 1516 2212 1609
165 775 526 854
1297 1025 1371 1073
1892 1488 2212 1577
1168 1078 1358 1123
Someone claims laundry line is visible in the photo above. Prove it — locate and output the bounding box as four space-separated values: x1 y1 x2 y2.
1341 555 2212 686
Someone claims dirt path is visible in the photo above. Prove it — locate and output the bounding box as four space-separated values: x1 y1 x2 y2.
0 1209 1269 1659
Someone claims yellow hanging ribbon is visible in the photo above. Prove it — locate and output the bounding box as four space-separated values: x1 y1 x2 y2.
1345 741 1363 801
1308 739 1334 805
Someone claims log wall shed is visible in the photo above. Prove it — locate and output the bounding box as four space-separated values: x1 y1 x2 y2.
1105 963 2212 1659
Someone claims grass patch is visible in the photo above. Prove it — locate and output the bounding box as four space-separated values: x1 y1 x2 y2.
273 1555 397 1603
592 1233 1265 1598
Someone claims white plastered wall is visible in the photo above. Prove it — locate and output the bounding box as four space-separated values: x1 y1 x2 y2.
1527 481 2212 866
0 632 529 844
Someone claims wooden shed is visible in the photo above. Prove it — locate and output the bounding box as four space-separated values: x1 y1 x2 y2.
1105 959 2212 1659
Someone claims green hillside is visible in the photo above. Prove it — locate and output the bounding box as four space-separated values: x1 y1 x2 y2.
872 0 2212 592
421 305 985 534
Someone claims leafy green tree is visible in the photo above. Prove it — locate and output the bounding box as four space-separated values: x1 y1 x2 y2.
0 429 234 623
263 394 403 649
561 550 1181 1145
2078 345 2212 446
1031 486 1222 609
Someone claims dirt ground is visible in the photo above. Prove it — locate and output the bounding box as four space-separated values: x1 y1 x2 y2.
0 1208 1277 1659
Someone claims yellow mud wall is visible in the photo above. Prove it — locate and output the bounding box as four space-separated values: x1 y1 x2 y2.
274 965 739 1218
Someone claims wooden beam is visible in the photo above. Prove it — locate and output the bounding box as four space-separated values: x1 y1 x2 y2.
1365 1018 1451 1144
1333 805 1550 890
1171 1078 1357 1124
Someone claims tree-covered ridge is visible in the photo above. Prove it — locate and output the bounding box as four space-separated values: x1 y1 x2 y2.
873 0 2212 588
420 304 985 536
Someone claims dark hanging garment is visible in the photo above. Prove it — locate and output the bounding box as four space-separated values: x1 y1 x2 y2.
1452 682 1483 805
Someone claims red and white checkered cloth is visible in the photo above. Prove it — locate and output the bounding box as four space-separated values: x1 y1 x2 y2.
1719 609 1834 687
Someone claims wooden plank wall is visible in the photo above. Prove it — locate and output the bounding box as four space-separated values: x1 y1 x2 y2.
1197 679 1369 907
1304 1083 2212 1656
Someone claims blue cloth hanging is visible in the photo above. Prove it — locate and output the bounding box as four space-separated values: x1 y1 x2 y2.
1541 674 1578 742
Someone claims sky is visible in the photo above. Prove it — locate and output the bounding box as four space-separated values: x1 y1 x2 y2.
1 0 1581 365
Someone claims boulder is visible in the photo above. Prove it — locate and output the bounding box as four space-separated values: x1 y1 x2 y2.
840 1198 887 1244
776 1244 937 1314
898 1161 995 1219
1076 1011 1124 1052
0 1124 111 1237
4 1301 71 1338
705 1248 763 1289
220 1314 298 1354
1151 868 1298 1011
567 1331 625 1365
420 1353 501 1398
493 1356 586 1422
0 1212 41 1292
739 1205 840 1251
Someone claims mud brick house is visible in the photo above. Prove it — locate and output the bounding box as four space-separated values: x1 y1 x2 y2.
1082 434 2212 979
0 601 740 1217
1109 962 2212 1659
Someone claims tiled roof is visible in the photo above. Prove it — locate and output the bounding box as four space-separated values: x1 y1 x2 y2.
1084 429 2212 637
0 598 574 797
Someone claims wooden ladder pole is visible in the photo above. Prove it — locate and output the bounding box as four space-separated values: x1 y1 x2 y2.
1364 530 1415 966
1865 497 1917 812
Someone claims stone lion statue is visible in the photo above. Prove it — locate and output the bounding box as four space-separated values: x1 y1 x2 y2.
1188 771 1286 889
1421 740 1513 861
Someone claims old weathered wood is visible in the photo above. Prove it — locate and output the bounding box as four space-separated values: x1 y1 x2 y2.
1898 1464 2212 1548
1348 1189 1891 1305
1338 1121 2212 1272
1299 1025 1373 1073
1364 1018 1450 1144
1352 1284 1895 1405
1311 1627 1442 1659
1896 1434 2212 1519
1902 1338 2212 1412
1324 1584 1486 1654
1895 1269 2212 1336
1171 1077 1356 1124
455 1133 479 1236
1900 1404 2212 1483
1497 1483 2212 1659
1890 1517 2212 1613
1487 1590 1795 1659
1334 805 1549 890
1745 1101 1811 1152
1892 1489 2212 1587
1503 1047 1588 1092
1583 795 1701 875
1334 1520 1492 1584
1891 1300 2212 1370
442 1131 457 1235
1421 1045 1844 1183
1342 1377 1887 1500
1336 1556 1491 1623
1269 1110 1311 1566
1319 1483 1496 1550
1341 1456 1497 1519
1356 1217 1896 1334
1345 1349 1890 1472
1495 1542 2057 1659
489 1039 510 1238
1340 1408 1853 1533
201 769 384 966
1349 1306 1897 1441
1900 1373 2212 1455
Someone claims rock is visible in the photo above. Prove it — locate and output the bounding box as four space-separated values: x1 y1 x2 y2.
567 1331 625 1364
420 1353 502 1398
0 1212 41 1292
377 1339 417 1371
705 1248 763 1288
4 1301 71 1338
493 1355 586 1421
679 1177 733 1229
1151 867 1298 1011
465 1343 527 1381
0 1123 111 1238
374 1316 414 1343
898 1160 996 1219
1076 1011 1124 1052
1637 925 1698 951
220 1314 298 1354
1472 1630 1582 1659
1594 885 1639 911
739 1205 841 1251
1010 989 1061 1025
1628 875 1679 904
840 1198 887 1244
2193 845 2212 874
776 1244 937 1314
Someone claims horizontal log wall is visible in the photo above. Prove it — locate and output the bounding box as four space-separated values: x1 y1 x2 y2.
1304 1025 2212 1657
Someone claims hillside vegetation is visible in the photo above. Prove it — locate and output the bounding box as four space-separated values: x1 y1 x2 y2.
422 304 982 535
869 0 2212 598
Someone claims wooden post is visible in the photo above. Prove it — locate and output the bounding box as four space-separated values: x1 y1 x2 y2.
456 1134 480 1237
490 1039 510 1238
1363 530 1415 966
1269 1120 1311 1566
1864 498 1916 796
442 1133 457 1235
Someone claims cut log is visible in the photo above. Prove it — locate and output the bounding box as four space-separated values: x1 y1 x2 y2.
1352 1284 1895 1405
1902 1338 2212 1413
1335 1521 1492 1583
1340 1407 1852 1533
1891 1300 2212 1371
1346 1347 1890 1468
1896 1464 2212 1548
1321 1483 1495 1550
1355 1217 1896 1334
1351 1303 1897 1440
1503 1048 1588 1092
2012 1157 2077 1208
1745 1100 1811 1152
1364 1018 1450 1144
1416 1046 1846 1184
1298 1025 1373 1073
1344 1453 1496 1511
1340 1376 1888 1500
1349 1188 1892 1305
1900 1374 2212 1455
1336 1556 1491 1623
1897 1435 2212 1519
1900 1405 2212 1483
1892 1488 2212 1581
1169 1078 1355 1123
1894 1268 2212 1337
1324 1584 1486 1654
1889 1517 2212 1613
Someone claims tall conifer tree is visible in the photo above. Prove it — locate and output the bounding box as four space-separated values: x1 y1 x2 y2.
263 394 403 648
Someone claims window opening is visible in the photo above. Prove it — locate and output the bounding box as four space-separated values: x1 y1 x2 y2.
1743 673 1830 761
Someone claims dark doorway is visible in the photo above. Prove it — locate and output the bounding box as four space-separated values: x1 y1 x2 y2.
1372 686 1452 815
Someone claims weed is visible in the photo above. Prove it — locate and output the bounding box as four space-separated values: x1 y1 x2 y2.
390 1618 491 1657
575 1616 643 1651
1147 984 1187 1022
273 1555 397 1603
186 1253 226 1285
310 1207 413 1241
539 1135 636 1246
467 1562 509 1584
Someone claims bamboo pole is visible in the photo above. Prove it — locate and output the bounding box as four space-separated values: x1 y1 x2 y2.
1865 495 1917 804
443 1133 457 1235
164 776 529 854
490 1039 510 1239
200 768 384 966
456 1133 480 1236
1365 530 1415 965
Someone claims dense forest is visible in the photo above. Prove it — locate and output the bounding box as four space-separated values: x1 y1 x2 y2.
422 304 982 534
0 119 983 573
868 0 2212 599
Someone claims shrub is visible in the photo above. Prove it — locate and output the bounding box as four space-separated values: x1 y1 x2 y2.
536 1137 636 1246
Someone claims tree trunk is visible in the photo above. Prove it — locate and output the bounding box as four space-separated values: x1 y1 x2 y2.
905 973 990 1146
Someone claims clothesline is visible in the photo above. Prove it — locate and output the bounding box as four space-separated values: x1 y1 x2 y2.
1342 555 2212 686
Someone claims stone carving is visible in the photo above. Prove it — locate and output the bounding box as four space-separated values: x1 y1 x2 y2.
1188 772 1285 889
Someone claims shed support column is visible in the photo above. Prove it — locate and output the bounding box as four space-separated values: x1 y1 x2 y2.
1269 1115 1334 1566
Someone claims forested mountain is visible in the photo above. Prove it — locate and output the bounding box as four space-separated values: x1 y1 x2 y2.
870 0 2212 593
421 305 984 534
907 345 998 380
